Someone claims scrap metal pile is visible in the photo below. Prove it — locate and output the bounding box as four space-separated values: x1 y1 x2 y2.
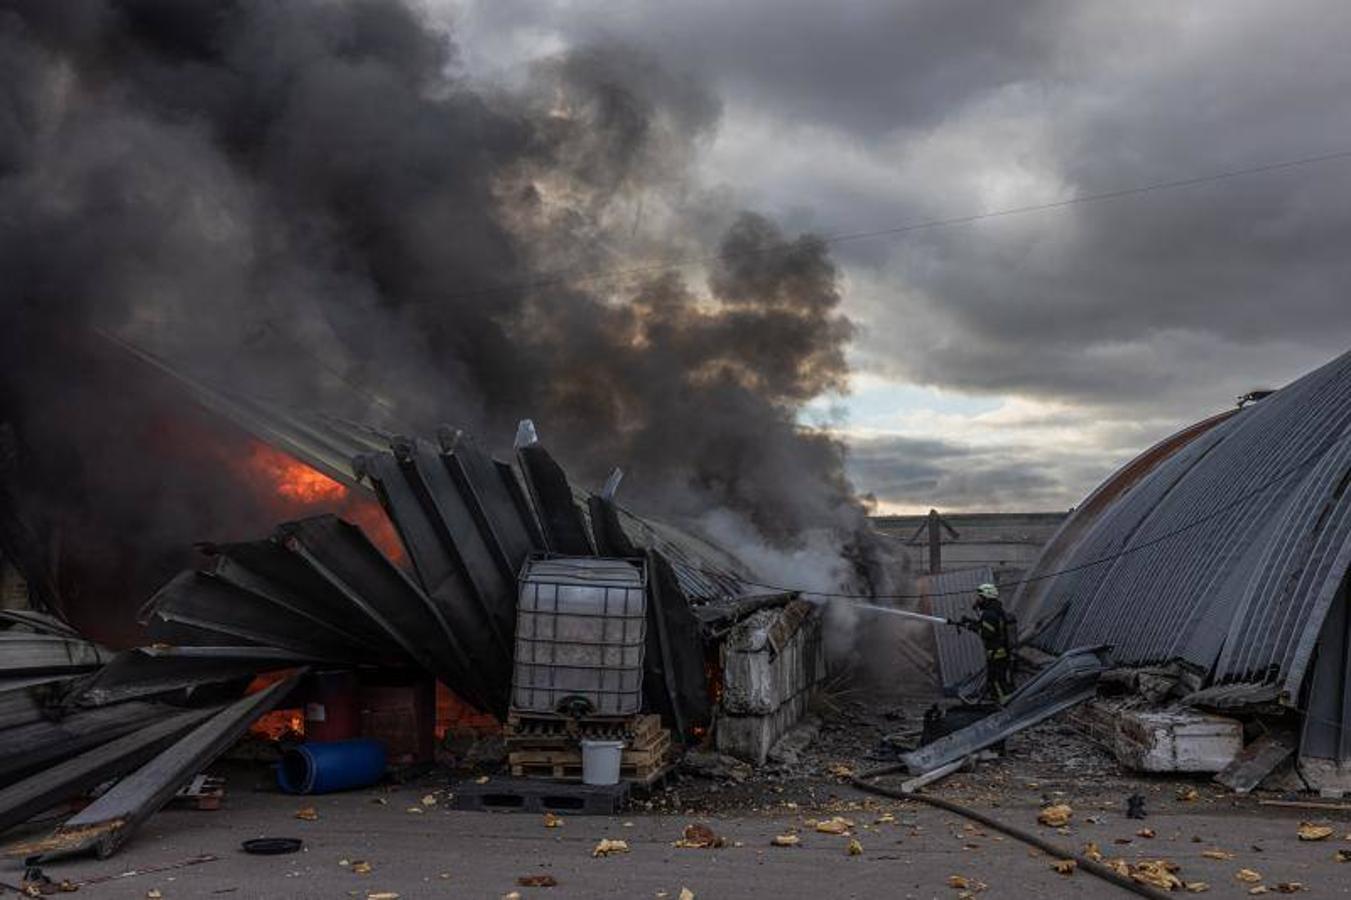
0 414 803 861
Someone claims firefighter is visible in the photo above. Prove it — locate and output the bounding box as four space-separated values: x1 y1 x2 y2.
960 583 1014 703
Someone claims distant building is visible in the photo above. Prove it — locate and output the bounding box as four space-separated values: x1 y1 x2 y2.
870 511 1068 581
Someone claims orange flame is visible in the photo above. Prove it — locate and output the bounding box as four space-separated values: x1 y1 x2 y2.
247 444 347 503
237 440 407 564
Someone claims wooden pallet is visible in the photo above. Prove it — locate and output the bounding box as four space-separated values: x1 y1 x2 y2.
509 759 671 786
505 711 662 747
170 774 225 810
508 738 669 770
507 716 673 785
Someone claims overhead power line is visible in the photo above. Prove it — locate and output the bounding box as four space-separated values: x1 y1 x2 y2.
440 145 1351 301
706 434 1346 602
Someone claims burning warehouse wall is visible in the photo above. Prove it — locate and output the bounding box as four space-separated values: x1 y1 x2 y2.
0 344 842 859
0 0 905 860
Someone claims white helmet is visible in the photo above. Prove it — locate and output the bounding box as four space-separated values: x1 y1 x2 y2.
977 583 999 601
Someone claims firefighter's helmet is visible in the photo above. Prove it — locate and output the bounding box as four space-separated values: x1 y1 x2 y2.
976 583 1000 601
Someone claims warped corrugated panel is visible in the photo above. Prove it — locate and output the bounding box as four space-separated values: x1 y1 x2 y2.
1012 349 1351 715
613 506 751 601
917 567 992 697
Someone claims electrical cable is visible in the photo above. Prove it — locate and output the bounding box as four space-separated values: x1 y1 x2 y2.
433 146 1351 301
699 434 1347 601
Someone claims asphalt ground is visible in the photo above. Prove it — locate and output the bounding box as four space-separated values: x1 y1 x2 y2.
5 762 1351 899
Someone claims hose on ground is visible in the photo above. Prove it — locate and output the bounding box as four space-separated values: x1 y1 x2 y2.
850 763 1170 900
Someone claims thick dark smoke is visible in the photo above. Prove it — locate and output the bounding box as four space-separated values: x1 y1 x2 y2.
0 0 887 632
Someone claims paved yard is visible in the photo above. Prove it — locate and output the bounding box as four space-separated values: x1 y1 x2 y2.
5 763 1351 899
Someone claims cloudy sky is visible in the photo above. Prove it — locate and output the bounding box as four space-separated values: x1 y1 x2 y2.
434 0 1351 513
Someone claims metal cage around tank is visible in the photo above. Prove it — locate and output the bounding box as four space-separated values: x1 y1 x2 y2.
512 556 648 717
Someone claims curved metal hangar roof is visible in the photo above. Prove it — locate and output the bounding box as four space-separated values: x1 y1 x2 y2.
1013 348 1351 760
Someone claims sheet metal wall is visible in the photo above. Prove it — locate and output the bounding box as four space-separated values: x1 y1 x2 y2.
1012 349 1351 735
917 566 992 697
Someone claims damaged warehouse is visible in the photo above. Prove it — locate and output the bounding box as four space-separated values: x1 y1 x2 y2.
1009 347 1351 790
0 344 837 862
5 344 1351 874
4 0 1351 895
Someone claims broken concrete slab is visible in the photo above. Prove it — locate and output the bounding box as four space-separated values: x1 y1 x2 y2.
717 601 825 765
1114 709 1243 773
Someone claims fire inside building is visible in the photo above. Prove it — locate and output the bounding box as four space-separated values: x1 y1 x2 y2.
1 342 1350 870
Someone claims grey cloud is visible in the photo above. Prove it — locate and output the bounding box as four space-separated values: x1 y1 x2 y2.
450 0 1351 421
845 433 1101 512
451 0 1070 139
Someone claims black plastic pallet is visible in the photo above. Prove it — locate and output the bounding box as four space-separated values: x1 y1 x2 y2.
449 776 630 815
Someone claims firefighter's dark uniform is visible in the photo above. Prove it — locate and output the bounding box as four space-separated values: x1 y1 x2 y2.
970 597 1014 702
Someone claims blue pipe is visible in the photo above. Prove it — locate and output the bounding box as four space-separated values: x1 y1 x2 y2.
277 739 387 795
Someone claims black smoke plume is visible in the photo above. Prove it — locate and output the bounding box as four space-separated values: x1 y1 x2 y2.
0 0 890 635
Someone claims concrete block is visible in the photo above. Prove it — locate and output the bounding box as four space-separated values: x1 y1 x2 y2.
1114 709 1242 772
716 604 825 765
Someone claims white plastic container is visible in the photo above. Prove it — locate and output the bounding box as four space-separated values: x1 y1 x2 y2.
580 739 625 785
513 557 647 716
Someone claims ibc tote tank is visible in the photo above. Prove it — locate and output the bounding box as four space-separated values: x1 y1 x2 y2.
513 557 647 716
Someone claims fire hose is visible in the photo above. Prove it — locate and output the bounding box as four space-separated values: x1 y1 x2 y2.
849 763 1171 900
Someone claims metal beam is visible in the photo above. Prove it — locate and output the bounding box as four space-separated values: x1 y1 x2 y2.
898 646 1112 775
0 707 217 834
6 671 305 861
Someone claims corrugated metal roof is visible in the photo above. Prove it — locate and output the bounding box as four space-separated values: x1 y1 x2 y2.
1011 349 1351 739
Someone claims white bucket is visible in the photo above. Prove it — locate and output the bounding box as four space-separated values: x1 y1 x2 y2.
580 739 625 785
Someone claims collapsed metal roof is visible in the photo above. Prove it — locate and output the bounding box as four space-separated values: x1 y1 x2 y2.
1012 348 1351 759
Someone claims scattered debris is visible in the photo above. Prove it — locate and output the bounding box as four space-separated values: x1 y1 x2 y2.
1235 868 1263 883
1131 859 1182 891
674 824 724 849
814 816 853 835
543 813 563 828
1214 732 1295 794
771 834 800 847
679 889 695 900
1296 823 1333 841
1137 828 1156 839
516 875 558 887
1050 859 1076 875
1037 804 1072 827
351 862 373 875
846 838 863 856
1126 794 1148 819
591 839 629 857
294 807 318 821
1176 786 1199 802
1202 849 1235 860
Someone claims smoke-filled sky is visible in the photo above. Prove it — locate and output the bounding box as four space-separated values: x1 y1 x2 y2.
1 0 887 613
444 0 1351 513
4 0 1351 604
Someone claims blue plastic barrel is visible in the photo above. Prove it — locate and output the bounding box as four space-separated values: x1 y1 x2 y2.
277 739 387 795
